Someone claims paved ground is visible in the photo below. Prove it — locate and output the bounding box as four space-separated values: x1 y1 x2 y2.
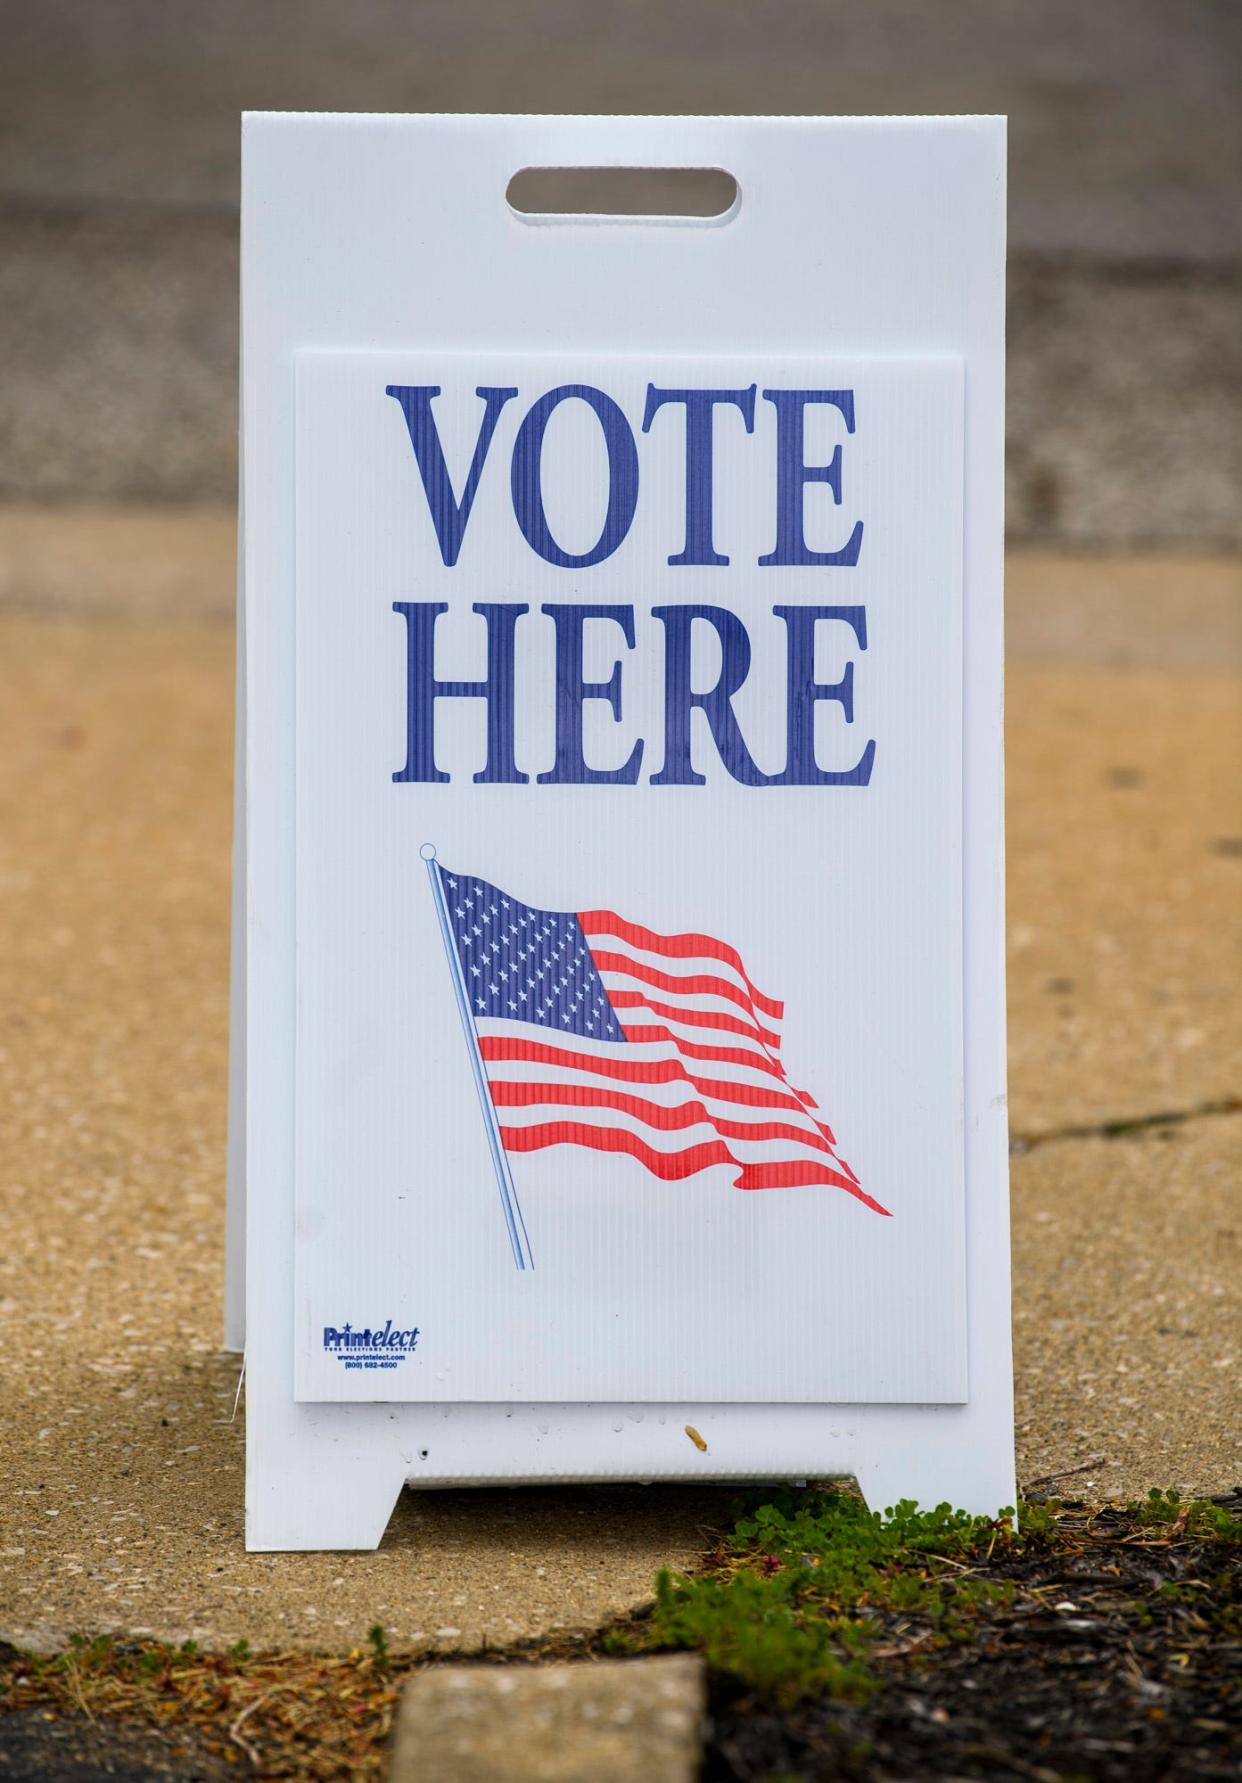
0 538 1237 1655
4 506 1239 659
0 1711 230 1780
0 1 1238 541
5 0 1238 258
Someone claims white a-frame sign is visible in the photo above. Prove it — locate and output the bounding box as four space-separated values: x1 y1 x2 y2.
229 113 1013 1551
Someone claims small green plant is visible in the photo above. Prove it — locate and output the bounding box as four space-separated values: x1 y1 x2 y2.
366 1622 391 1678
1129 1487 1184 1526
1017 1498 1060 1540
619 1483 1242 1706
1196 1502 1242 1543
618 1488 1020 1704
1125 1488 1242 1542
60 1634 114 1674
649 1565 878 1707
227 1637 252 1662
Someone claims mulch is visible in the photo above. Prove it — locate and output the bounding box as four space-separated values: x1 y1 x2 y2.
704 1497 1242 1782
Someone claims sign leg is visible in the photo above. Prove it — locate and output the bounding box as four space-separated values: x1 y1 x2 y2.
246 1409 409 1552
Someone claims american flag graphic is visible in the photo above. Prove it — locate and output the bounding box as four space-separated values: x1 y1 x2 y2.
429 861 889 1237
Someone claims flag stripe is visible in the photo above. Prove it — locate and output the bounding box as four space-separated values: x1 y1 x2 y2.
498 1120 887 1211
578 909 783 1018
616 1021 788 1079
478 1021 769 1073
607 988 782 1052
487 1037 848 1175
477 1026 800 1095
615 1011 816 1107
488 1080 841 1153
497 1105 834 1168
500 1124 741 1180
479 1034 816 1114
484 1049 799 1105
589 949 774 1024
734 1158 888 1207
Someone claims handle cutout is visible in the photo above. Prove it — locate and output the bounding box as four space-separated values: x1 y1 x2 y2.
507 166 739 223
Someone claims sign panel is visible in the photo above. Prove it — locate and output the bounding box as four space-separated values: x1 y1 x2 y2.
292 352 967 1405
233 112 1012 1549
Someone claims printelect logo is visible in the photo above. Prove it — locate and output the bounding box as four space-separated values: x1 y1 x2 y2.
323 1321 419 1372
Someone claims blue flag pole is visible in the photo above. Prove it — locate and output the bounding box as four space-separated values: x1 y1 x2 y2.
421 844 533 1271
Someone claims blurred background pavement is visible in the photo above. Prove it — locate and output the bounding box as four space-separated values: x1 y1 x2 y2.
0 0 1239 548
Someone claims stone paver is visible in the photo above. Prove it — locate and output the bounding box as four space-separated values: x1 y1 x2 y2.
0 546 1237 1651
389 1655 705 1783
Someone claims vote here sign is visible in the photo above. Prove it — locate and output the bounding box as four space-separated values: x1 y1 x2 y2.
291 351 967 1404
235 113 1010 1546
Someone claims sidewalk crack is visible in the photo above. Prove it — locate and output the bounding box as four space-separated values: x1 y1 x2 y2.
1011 1095 1240 1155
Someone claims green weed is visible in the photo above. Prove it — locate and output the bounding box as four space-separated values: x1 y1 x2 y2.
1126 1488 1242 1541
1016 1498 1061 1540
366 1623 391 1678
617 1488 1019 1703
620 1485 1242 1705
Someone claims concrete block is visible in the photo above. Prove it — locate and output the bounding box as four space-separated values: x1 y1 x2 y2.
389 1654 705 1783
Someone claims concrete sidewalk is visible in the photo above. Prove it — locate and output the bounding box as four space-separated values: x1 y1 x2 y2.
0 546 1237 1654
1 1 1239 543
